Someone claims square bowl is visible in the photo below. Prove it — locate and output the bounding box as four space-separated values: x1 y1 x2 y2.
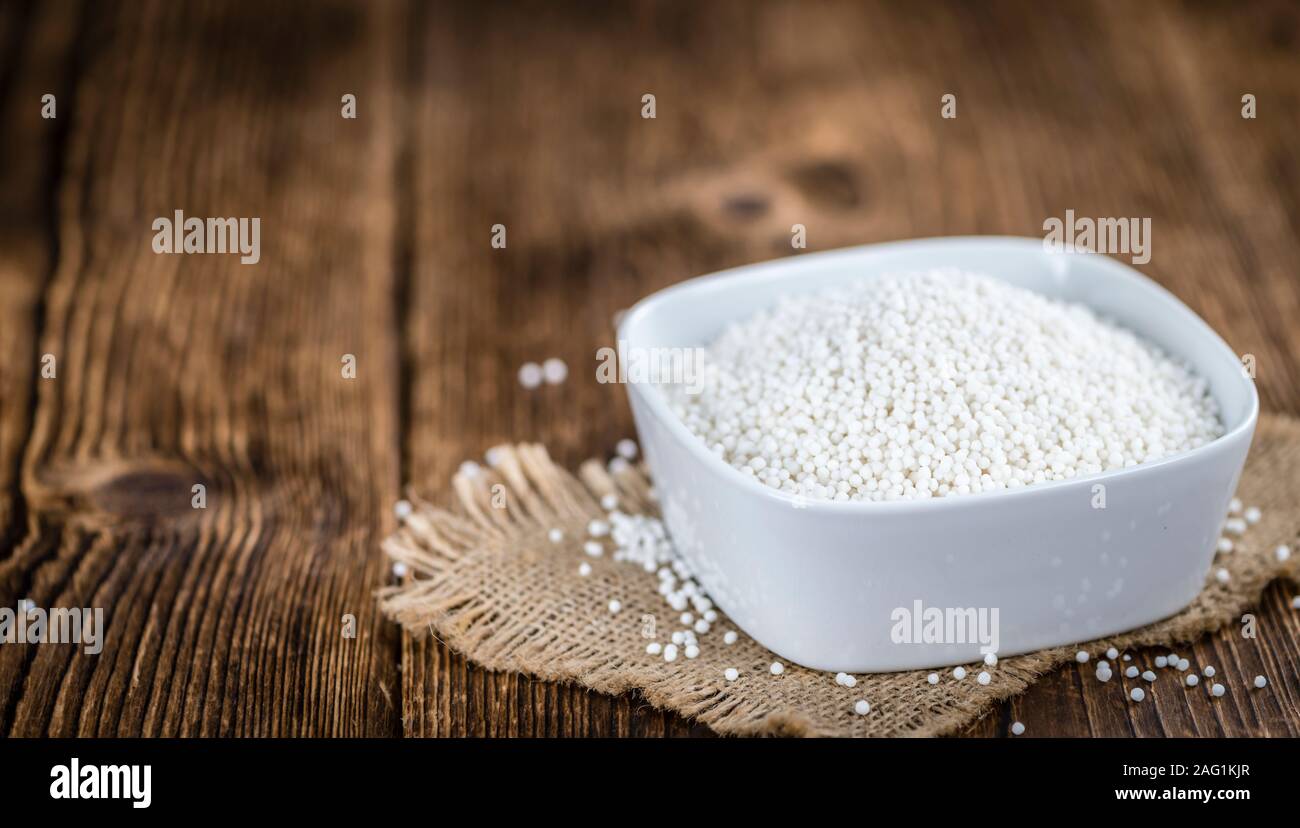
618 237 1257 672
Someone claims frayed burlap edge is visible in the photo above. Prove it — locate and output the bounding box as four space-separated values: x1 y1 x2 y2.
378 414 1300 737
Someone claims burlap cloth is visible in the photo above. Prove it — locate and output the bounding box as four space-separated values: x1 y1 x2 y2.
379 414 1300 737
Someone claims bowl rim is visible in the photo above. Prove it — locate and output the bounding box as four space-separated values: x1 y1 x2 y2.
616 235 1260 515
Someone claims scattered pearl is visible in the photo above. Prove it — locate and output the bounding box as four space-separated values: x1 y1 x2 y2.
1214 568 1230 584
1011 721 1026 736
616 439 639 460
984 652 998 667
1292 596 1300 609
578 562 592 577
1125 666 1139 678
671 631 684 645
607 599 621 614
854 700 870 716
1244 506 1261 524
723 630 738 645
1223 518 1247 536
518 362 543 389
1185 674 1199 686
394 499 413 519
724 667 739 681
1122 654 1133 662
679 613 694 626
1203 666 1215 677
459 459 483 477
684 645 699 659
1211 683 1225 697
976 670 991 685
1075 651 1090 664
663 644 678 662
1276 545 1292 563
588 519 609 537
953 666 967 680
548 528 563 543
541 357 568 385
392 561 409 578
1142 670 1157 682
1253 675 1267 689
703 609 718 623
1096 666 1112 683
1106 647 1119 660
1216 538 1234 554
1130 688 1145 702
843 674 858 688
583 541 604 557
600 493 619 511
1155 656 1167 668
694 619 710 634
1176 659 1189 672
770 661 785 675
484 448 504 468
646 642 661 655
927 673 940 685
1228 497 1242 514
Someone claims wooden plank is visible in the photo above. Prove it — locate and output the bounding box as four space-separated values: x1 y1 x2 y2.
0 0 78 571
0 0 84 731
401 0 848 737
0 0 404 736
998 0 1300 738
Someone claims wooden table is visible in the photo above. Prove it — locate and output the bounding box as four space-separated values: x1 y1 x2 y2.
1 0 1298 737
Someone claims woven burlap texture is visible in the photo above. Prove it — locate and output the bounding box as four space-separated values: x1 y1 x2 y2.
379 413 1300 737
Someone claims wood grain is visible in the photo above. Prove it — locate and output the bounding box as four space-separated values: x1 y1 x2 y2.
1 0 1298 737
0 0 403 736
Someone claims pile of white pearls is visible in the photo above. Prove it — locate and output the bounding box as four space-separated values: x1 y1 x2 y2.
669 270 1223 502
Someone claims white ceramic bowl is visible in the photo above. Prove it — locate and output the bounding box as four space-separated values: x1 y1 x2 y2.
618 237 1257 672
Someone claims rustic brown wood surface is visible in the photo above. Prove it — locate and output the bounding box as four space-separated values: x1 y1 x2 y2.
1 0 1298 737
